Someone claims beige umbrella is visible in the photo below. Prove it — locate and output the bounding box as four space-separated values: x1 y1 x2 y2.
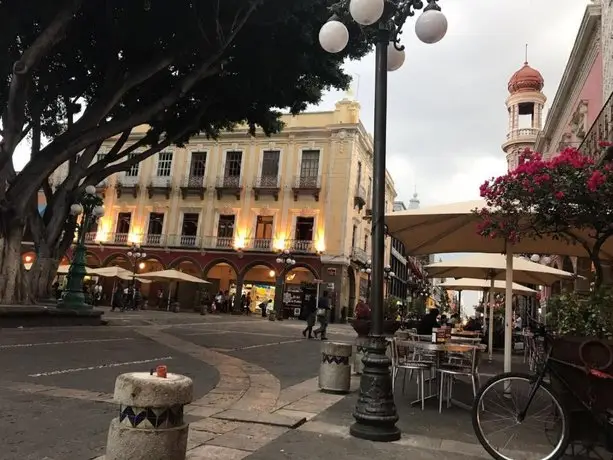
386 199 604 374
426 253 576 362
138 269 210 311
386 199 613 258
90 266 133 278
438 278 537 295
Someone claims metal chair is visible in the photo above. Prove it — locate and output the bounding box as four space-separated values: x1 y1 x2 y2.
437 344 481 413
391 339 433 410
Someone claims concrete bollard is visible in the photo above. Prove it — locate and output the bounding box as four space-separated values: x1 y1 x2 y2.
353 336 370 375
319 341 352 394
106 371 193 460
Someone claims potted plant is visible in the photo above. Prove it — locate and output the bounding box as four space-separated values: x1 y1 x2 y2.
348 296 401 337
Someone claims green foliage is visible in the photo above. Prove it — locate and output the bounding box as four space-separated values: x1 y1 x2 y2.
384 296 402 320
437 288 451 313
408 297 426 316
547 288 613 339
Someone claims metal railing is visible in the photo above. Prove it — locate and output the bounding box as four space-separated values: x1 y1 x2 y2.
216 175 241 188
579 91 613 160
87 234 318 253
84 232 98 243
182 175 206 188
293 175 320 189
254 175 279 188
118 176 139 187
506 128 540 140
149 177 171 188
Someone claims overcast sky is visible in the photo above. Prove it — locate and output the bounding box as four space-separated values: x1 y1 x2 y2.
312 0 589 311
315 0 588 208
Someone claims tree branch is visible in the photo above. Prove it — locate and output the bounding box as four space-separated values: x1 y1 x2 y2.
0 0 84 171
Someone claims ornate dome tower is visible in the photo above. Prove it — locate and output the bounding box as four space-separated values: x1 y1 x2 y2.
502 60 547 170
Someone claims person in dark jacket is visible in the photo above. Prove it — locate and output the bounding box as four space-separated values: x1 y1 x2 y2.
111 285 124 312
417 308 440 335
313 291 331 340
302 294 317 339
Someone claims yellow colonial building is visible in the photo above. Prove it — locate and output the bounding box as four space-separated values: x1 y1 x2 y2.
62 97 397 319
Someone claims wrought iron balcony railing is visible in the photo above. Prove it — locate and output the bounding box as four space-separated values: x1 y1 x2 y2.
254 175 279 188
579 90 613 160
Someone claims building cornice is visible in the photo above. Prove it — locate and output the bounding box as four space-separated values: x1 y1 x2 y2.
535 3 601 151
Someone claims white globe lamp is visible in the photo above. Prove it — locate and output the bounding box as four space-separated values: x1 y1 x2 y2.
415 8 448 44
349 0 385 26
542 256 552 265
319 20 349 53
530 254 540 263
93 205 105 217
70 203 83 216
85 185 96 195
387 45 405 71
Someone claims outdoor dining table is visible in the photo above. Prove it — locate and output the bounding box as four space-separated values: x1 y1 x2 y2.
407 341 484 410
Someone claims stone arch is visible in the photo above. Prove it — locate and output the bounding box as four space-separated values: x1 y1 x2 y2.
202 258 240 277
281 261 320 278
86 251 102 267
169 256 203 272
239 260 276 278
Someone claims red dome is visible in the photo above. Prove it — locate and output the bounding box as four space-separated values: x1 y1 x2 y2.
508 62 544 94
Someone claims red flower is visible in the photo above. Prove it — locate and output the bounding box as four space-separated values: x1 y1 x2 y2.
598 141 612 148
587 170 606 192
555 191 564 200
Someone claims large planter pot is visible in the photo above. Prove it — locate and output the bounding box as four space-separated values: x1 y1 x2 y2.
348 319 401 337
550 336 613 411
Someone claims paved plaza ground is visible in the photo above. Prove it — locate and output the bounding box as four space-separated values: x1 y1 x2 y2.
1 310 602 459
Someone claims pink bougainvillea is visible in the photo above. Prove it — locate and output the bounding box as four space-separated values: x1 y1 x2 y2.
474 146 613 287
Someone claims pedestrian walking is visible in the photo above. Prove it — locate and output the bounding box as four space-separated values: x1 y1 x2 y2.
302 293 317 339
313 291 330 340
111 284 124 312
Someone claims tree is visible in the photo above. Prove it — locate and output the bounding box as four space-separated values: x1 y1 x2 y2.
475 145 613 288
0 0 372 303
437 287 451 314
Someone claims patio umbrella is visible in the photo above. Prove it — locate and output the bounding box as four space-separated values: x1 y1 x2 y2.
137 269 210 311
426 253 576 363
438 278 537 295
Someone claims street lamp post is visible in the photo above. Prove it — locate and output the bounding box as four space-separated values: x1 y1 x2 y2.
275 249 296 320
59 185 104 310
319 0 447 442
360 259 372 301
126 244 147 287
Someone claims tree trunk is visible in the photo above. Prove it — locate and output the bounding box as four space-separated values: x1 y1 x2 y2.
0 219 31 304
28 245 60 302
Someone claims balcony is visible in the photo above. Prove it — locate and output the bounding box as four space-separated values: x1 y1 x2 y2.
292 175 321 202
354 184 366 211
215 175 242 200
165 234 201 248
95 179 109 197
579 91 613 161
253 176 280 201
112 233 129 245
242 238 273 251
180 175 206 200
289 239 315 253
144 233 165 246
351 247 369 264
84 232 98 244
116 176 140 198
505 128 541 140
147 177 172 199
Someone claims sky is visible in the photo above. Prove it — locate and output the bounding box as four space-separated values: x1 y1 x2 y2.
311 0 590 312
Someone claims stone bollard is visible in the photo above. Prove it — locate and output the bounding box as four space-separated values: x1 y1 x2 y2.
106 370 193 460
353 336 370 375
319 341 352 394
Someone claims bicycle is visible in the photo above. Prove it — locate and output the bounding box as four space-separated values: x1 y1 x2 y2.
471 320 613 460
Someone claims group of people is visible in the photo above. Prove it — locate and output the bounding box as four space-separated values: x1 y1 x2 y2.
301 290 331 340
111 283 143 312
416 308 483 335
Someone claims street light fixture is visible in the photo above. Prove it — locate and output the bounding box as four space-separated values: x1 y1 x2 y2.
126 243 147 291
59 185 104 310
275 249 297 319
360 259 372 301
319 0 447 442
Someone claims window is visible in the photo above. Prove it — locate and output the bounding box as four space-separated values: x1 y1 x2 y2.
217 215 235 238
300 150 319 178
364 233 369 252
146 213 164 245
367 177 372 205
125 153 140 177
352 225 357 249
295 217 314 241
181 213 199 246
255 216 274 240
225 151 242 177
189 152 206 178
157 152 173 177
357 161 362 187
96 153 106 163
116 213 131 234
261 150 280 178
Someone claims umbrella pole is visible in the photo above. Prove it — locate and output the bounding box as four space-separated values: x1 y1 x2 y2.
504 251 514 373
488 280 495 363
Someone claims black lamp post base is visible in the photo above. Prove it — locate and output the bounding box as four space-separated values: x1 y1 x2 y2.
350 335 400 442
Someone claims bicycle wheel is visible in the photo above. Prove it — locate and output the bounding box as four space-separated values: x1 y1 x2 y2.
472 372 571 460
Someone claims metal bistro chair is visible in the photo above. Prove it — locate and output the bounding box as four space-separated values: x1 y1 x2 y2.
437 344 481 413
391 339 433 410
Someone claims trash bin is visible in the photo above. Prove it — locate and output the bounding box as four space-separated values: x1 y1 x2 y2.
319 341 352 394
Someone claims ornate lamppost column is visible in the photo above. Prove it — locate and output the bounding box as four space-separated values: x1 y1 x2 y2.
383 264 395 298
274 249 297 320
59 185 104 310
126 243 147 289
319 0 447 442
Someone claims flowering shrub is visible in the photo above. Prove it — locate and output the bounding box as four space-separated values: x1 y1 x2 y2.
547 288 613 338
475 146 613 287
